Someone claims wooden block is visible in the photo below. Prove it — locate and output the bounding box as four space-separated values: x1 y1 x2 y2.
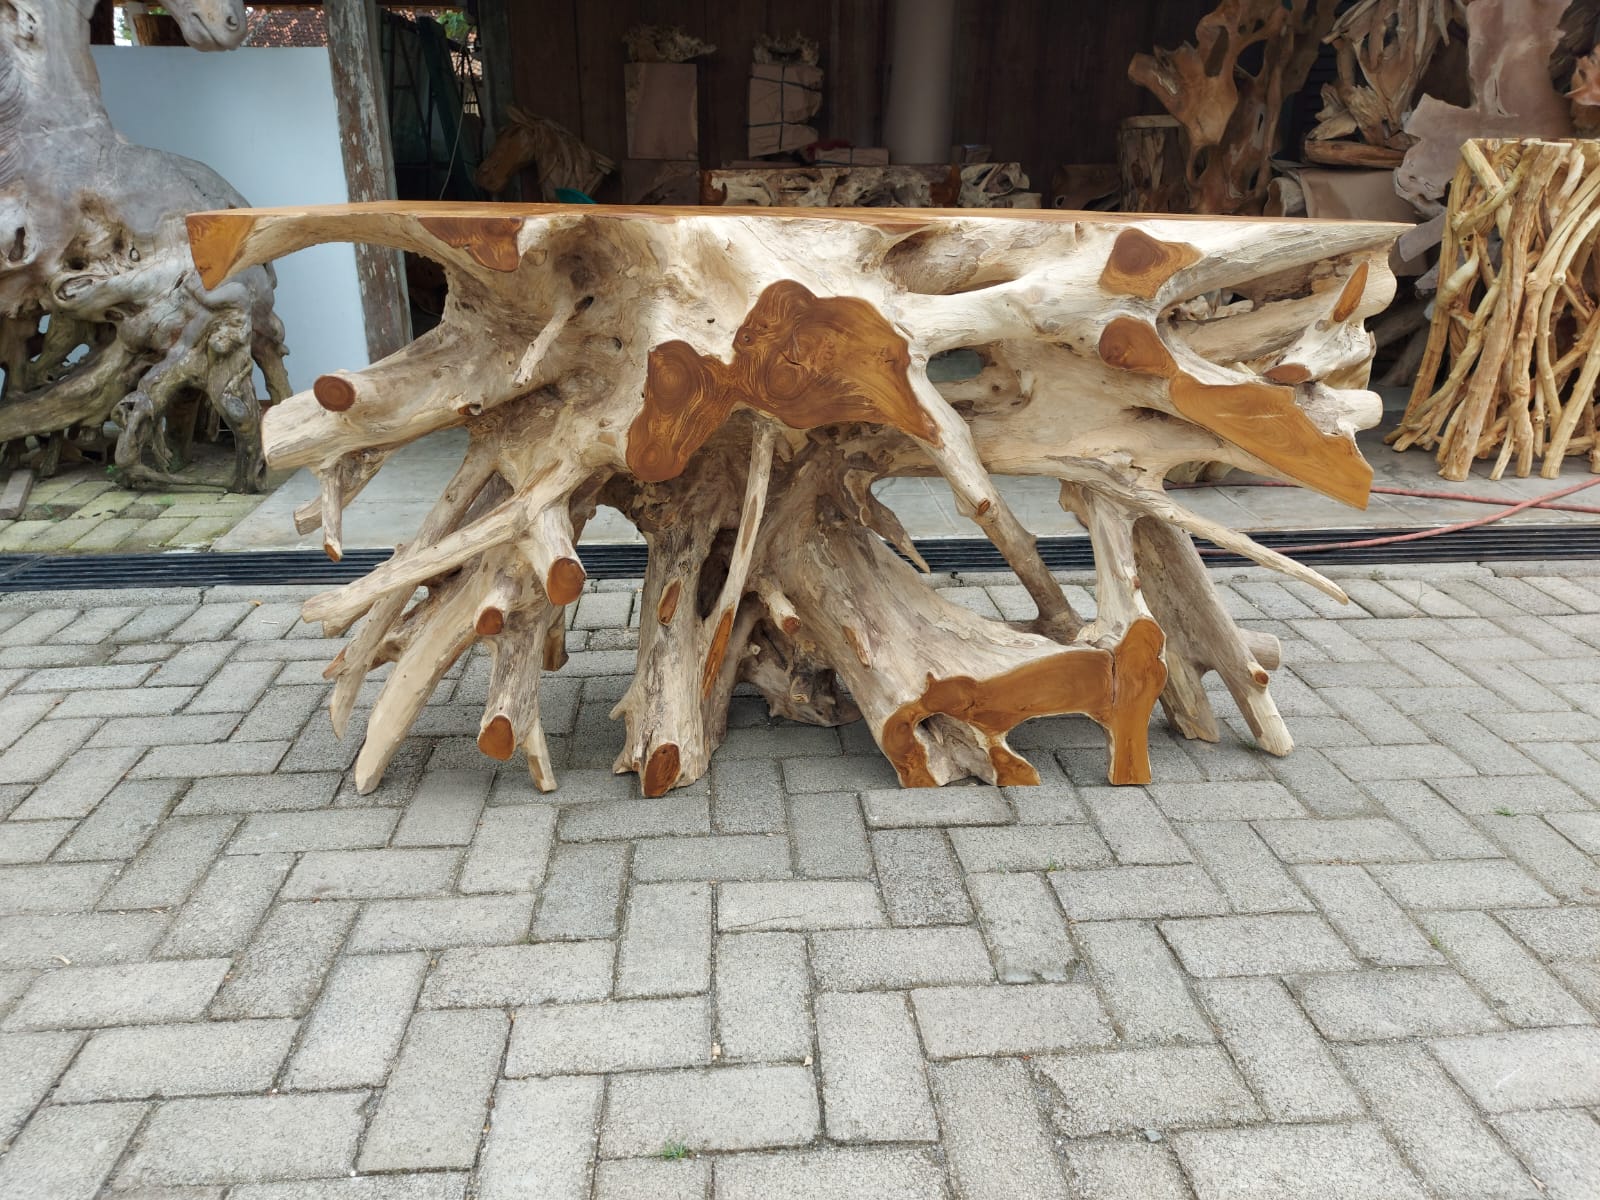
747 62 822 157
0 469 34 521
625 63 698 161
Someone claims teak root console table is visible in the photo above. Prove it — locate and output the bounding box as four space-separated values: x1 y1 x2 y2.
187 202 1402 798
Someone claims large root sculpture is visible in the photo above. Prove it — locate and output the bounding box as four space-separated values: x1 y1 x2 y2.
189 201 1400 796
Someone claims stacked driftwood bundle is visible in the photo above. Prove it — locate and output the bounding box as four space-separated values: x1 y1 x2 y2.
187 201 1400 797
1390 138 1600 479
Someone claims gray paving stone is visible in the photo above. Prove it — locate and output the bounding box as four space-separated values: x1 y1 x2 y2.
967 871 1074 981
1160 914 1359 976
117 1092 367 1186
5 958 227 1030
145 641 235 688
1291 968 1505 1040
0 861 115 914
130 740 289 780
714 1148 947 1200
1181 821 1310 913
810 926 993 991
912 983 1113 1057
0 1030 81 1141
1370 860 1556 909
631 834 791 883
1420 909 1592 1027
600 1065 820 1155
559 794 709 841
871 829 973 926
359 1008 507 1171
1548 810 1600 853
1253 816 1428 863
1081 788 1191 864
9 744 141 818
782 755 902 793
420 942 612 1010
89 713 239 749
1291 864 1443 967
617 882 711 998
479 1076 602 1200
948 824 1110 872
1064 1140 1191 1200
186 660 281 714
1075 919 1211 1043
1324 743 1475 782
283 849 459 901
156 853 293 958
1432 773 1590 815
285 952 428 1089
16 662 152 693
210 901 356 1019
1492 1109 1600 1200
508 996 710 1075
1364 779 1501 858
1038 1044 1260 1135
0 911 167 968
387 769 491 846
1473 812 1600 902
816 991 938 1142
101 816 237 910
595 1158 706 1200
931 1058 1069 1200
228 808 396 855
710 757 786 834
0 1099 145 1200
457 804 556 895
56 1018 296 1100
534 843 627 938
1497 907 1600 960
56 779 179 862
178 772 341 815
1146 780 1305 821
714 931 810 1062
1337 1043 1535 1199
860 785 1010 828
1173 1122 1426 1200
1051 864 1227 921
1199 977 1362 1121
790 793 872 878
229 684 325 742
1432 1026 1600 1111
717 880 884 932
348 895 533 952
1264 747 1375 816
1007 779 1088 823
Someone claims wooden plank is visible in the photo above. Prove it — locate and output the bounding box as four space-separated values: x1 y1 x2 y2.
828 0 887 148
0 469 33 522
325 0 411 361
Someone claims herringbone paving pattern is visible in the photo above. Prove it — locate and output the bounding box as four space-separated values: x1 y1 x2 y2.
1 561 1599 1197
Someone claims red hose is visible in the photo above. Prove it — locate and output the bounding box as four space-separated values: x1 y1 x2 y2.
1170 476 1600 556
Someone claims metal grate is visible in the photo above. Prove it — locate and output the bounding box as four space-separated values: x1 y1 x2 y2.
2 525 1598 592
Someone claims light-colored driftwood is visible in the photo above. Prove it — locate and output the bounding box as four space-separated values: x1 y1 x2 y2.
1129 0 1337 214
1306 0 1465 163
1397 0 1574 218
0 0 286 491
1391 138 1600 479
700 165 1037 209
189 201 1398 797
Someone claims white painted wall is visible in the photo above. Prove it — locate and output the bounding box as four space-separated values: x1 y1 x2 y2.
92 46 368 393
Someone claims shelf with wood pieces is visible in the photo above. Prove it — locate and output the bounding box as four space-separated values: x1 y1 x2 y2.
187 201 1403 798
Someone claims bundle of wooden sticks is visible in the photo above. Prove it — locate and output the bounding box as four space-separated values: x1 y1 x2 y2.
1392 138 1600 480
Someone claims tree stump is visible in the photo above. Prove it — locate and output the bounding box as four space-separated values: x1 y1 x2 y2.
188 201 1401 797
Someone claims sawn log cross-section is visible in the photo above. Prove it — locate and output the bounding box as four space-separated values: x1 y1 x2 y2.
187 202 1402 798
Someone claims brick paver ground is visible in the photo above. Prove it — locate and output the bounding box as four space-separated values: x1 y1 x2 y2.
1 559 1599 1198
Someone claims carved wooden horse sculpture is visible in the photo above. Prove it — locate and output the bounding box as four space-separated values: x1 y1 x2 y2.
0 0 287 490
474 106 616 200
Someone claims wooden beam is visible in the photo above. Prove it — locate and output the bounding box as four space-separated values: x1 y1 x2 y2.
324 0 411 361
0 470 34 522
476 0 519 201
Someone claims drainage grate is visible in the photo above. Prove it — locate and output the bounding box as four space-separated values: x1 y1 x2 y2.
1 524 1597 592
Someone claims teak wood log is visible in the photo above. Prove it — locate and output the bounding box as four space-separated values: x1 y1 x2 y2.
1391 138 1600 479
188 201 1400 797
0 0 285 491
1129 0 1337 215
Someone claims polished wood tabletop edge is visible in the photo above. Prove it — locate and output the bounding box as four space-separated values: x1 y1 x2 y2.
185 200 1413 231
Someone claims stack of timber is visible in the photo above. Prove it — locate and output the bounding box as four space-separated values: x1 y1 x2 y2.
187 201 1400 798
1391 138 1600 479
